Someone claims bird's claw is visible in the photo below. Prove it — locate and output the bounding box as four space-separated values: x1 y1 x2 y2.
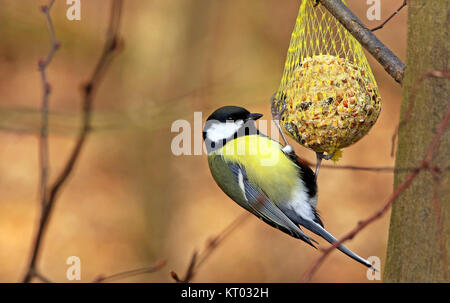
270 93 290 146
314 150 336 181
320 150 336 161
270 93 286 121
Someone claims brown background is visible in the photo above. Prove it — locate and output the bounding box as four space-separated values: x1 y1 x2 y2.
0 0 407 282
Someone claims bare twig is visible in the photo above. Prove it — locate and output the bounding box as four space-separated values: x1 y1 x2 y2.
93 260 167 283
318 0 405 84
171 213 251 283
300 104 450 282
23 0 59 283
321 164 395 172
391 70 450 156
34 271 53 283
371 0 407 32
22 0 124 283
297 157 447 174
172 252 198 283
38 0 59 209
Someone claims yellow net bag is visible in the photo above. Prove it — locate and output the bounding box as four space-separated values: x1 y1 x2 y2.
273 0 381 159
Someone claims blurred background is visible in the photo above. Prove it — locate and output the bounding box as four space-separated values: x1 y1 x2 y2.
0 0 407 282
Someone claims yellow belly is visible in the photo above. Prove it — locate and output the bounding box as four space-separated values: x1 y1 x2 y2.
218 135 299 202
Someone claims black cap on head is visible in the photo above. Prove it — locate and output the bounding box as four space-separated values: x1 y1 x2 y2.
203 106 263 147
206 106 262 122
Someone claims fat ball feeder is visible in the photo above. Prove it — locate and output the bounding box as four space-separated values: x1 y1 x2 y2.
272 0 381 179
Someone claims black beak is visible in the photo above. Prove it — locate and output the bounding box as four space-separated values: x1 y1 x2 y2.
248 113 263 120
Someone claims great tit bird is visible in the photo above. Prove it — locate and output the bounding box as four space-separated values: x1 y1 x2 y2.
203 105 376 270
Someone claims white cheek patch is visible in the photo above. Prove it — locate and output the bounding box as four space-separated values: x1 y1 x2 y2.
206 120 243 142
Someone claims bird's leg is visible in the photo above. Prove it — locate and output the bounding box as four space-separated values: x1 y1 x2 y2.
270 94 290 147
315 150 336 180
315 152 323 179
272 100 295 157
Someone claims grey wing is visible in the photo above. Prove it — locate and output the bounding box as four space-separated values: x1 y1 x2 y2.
227 162 317 247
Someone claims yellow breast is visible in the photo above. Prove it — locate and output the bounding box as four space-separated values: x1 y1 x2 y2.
218 135 299 202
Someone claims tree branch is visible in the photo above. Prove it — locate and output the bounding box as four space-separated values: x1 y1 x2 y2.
371 0 407 32
34 271 53 283
171 213 251 283
296 158 447 174
22 0 124 283
93 260 166 283
318 0 406 84
38 0 59 209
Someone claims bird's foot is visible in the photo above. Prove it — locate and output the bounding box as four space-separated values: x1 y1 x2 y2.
270 93 286 121
321 150 336 161
270 93 289 146
314 150 336 180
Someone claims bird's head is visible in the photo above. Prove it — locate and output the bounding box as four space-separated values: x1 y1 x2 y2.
203 106 263 150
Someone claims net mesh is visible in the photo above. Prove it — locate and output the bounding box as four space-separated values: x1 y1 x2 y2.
274 0 381 156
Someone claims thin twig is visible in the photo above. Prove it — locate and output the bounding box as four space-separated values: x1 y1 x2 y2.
318 0 405 84
34 271 53 283
371 0 407 32
22 0 124 283
300 104 450 282
171 213 251 283
322 164 395 172
93 260 167 283
297 158 447 173
173 252 198 283
23 0 59 283
38 0 59 209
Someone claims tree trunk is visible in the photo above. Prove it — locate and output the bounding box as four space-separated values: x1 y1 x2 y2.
384 0 449 282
